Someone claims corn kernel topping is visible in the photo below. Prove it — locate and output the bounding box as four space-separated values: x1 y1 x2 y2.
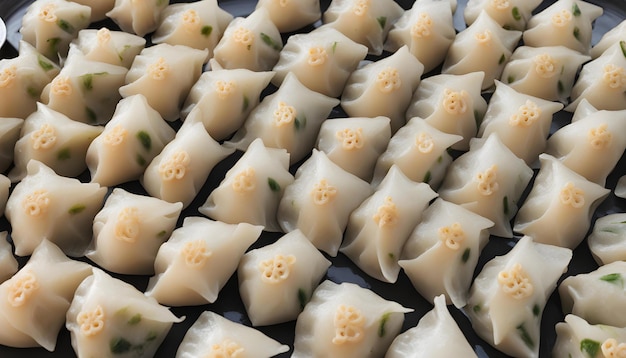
474 30 492 44
115 207 140 243
51 75 73 96
588 123 612 150
438 223 465 250
490 0 510 10
96 27 111 46
233 27 254 47
148 57 169 80
214 80 236 99
559 182 585 208
333 304 365 345
103 124 128 146
352 0 370 16
232 167 256 193
372 196 398 227
77 305 105 337
259 254 296 283
336 128 364 150
533 54 557 78
30 123 57 150
0 66 17 88
497 263 533 299
159 150 191 181
475 165 499 196
38 3 57 22
23 189 50 216
509 100 541 127
7 271 39 307
182 240 212 269
410 13 433 39
182 9 201 32
442 89 469 115
415 131 434 153
551 9 573 27
311 179 337 205
603 64 626 90
208 339 245 358
307 47 328 66
273 101 297 127
376 67 401 93
601 338 626 358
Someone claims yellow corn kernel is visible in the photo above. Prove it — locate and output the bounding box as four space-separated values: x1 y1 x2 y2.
372 196 398 227
438 222 465 250
148 57 169 81
497 263 533 300
7 271 39 307
182 9 201 32
233 27 254 47
232 167 256 193
77 305 105 337
442 89 469 115
603 64 626 90
115 207 140 243
336 128 364 150
214 80 236 99
474 30 492 44
533 54 557 78
208 339 245 358
258 254 296 284
96 27 111 46
333 304 365 345
103 124 128 147
559 182 585 208
273 101 297 127
601 338 626 358
509 100 541 127
588 123 612 150
411 13 433 39
352 0 370 16
51 76 73 96
307 47 328 66
551 9 572 27
415 132 434 153
38 3 58 22
30 123 57 150
0 66 17 88
23 189 51 216
490 0 510 10
181 240 212 269
377 67 401 93
311 179 337 205
475 165 499 196
158 150 191 181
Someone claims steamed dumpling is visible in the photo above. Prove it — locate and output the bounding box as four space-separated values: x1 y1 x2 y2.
0 233 18 284
0 117 24 173
68 0 115 22
587 213 626 266
0 176 8 218
553 314 626 358
255 0 321 33
464 0 542 31
71 27 146 69
591 19 626 59
106 0 169 37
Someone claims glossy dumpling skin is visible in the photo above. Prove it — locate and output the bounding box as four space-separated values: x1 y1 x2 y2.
372 118 461 189
385 0 455 73
72 27 146 69
66 268 183 358
442 11 521 90
439 134 533 238
87 188 182 275
9 102 103 182
20 0 91 61
0 41 60 119
514 154 610 250
0 176 9 218
146 217 262 306
271 26 368 98
0 240 92 351
256 0 321 33
106 0 169 37
227 72 340 165
385 294 478 358
553 314 626 358
322 0 404 55
213 8 283 72
587 213 626 266
199 138 294 232
478 81 564 165
316 116 391 182
399 198 493 308
0 232 18 283
342 46 424 133
68 0 115 21
500 45 590 102
405 71 487 151
591 20 626 59
466 236 573 358
152 0 233 58
277 149 373 256
464 0 541 31
142 122 234 209
559 261 626 327
119 43 208 122
176 311 289 358
341 166 438 283
86 94 176 187
5 160 106 257
238 229 331 326
0 117 24 173
523 0 603 55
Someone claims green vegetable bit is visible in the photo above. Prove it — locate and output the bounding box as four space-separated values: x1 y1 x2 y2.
572 3 581 16
294 115 306 131
268 178 281 192
57 19 75 34
38 56 54 71
573 27 581 41
297 288 307 309
580 338 600 357
201 25 213 37
377 16 387 30
110 337 132 354
473 304 481 313
499 53 506 65
512 7 522 21
507 75 515 84
423 171 431 184
128 313 142 325
242 95 250 112
136 154 147 166
157 230 167 237
532 304 540 317
136 131 152 151
260 32 281 51
517 323 534 349
620 41 626 58
461 248 470 263
47 37 61 53
600 273 623 287
378 312 392 337
57 147 71 161
81 72 108 91
26 87 39 98
332 41 338 53
68 204 86 215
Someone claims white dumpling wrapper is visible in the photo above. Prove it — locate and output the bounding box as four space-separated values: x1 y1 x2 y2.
0 176 8 218
0 232 18 283
238 229 331 326
399 198 494 307
199 138 294 232
0 240 92 351
464 0 542 31
0 117 24 173
106 0 168 37
341 166 438 283
87 188 182 275
514 154 610 249
145 217 262 306
72 27 146 69
277 149 373 256
553 314 626 358
385 294 478 358
466 236 572 358
439 134 533 238
591 20 626 59
176 311 289 358
255 0 321 33
317 116 391 182
341 46 424 133
68 0 115 22
5 160 106 257
587 213 626 267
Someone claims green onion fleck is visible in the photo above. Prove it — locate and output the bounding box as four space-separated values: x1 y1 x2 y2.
507 75 515 84
294 115 306 131
201 25 213 37
332 41 338 53
461 248 470 263
473 304 481 313
620 41 626 58
532 304 540 317
136 154 146 166
110 337 132 354
298 288 307 309
580 339 600 357
423 171 431 183
600 273 623 287
388 252 395 260
68 204 86 215
26 87 39 98
260 32 281 51
242 95 250 112
378 312 391 337
48 37 61 53
82 74 94 91
572 3 581 16
512 7 522 21
57 147 71 161
57 19 75 34
128 313 142 325
157 230 167 237
268 178 281 192
377 16 387 30
517 324 534 349
499 53 506 65
136 131 151 151
38 56 54 71
573 27 581 41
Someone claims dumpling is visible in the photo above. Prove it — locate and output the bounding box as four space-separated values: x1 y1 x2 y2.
5 160 107 257
500 45 590 102
0 117 24 173
466 236 573 358
559 261 626 327
588 213 626 265
442 11 522 90
68 0 115 22
86 94 176 187
321 0 404 55
227 72 340 165
277 149 373 256
119 43 208 121
66 268 183 358
176 311 289 358
591 19 626 59
464 0 542 31
523 0 603 55
384 0 455 73
141 121 234 209
212 8 283 72
0 175 8 217
385 295 478 358
0 232 18 283
438 134 534 238
0 240 92 351
513 154 610 250
255 0 321 33
0 41 60 119
106 0 169 37
9 102 103 182
341 45 424 133
238 229 331 326
399 198 494 308
553 314 626 358
71 27 146 69
87 188 183 275
145 217 263 306
405 71 487 151
152 0 233 58
316 116 391 182
340 166 438 283
271 26 368 98
20 0 91 61
478 81 564 165
292 280 412 357
199 138 294 232
181 59 274 141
